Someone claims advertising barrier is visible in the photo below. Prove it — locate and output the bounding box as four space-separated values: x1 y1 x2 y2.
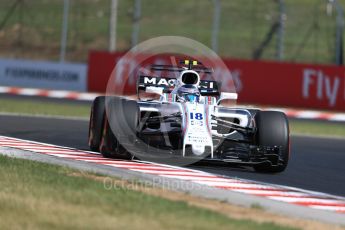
87 51 345 111
0 59 88 91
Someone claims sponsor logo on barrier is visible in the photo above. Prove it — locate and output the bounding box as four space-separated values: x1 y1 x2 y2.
303 68 342 107
4 67 79 82
0 59 87 91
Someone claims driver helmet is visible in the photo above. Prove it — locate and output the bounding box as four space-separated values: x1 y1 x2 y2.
176 84 200 102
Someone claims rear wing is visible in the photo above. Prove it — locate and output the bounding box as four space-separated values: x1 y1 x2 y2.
137 75 220 96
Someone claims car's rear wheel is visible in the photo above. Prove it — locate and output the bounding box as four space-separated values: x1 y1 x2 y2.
253 111 290 173
88 96 105 152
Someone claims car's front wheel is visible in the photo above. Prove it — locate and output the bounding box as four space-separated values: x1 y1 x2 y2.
99 115 131 159
88 96 105 152
99 97 139 159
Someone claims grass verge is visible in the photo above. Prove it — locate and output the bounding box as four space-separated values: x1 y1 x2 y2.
0 97 344 138
289 119 345 138
0 154 297 230
0 97 90 118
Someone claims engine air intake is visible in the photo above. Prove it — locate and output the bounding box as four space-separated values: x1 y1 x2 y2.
181 72 199 85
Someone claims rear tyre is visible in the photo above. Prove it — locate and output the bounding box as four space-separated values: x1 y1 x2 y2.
88 96 105 152
253 111 290 173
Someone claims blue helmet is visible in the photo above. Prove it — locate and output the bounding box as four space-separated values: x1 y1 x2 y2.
176 84 200 102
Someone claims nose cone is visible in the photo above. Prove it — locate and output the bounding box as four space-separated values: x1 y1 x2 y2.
192 145 205 156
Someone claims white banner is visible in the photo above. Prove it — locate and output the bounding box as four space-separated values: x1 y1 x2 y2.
0 59 87 91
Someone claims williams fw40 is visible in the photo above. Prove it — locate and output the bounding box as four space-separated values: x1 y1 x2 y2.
89 60 290 173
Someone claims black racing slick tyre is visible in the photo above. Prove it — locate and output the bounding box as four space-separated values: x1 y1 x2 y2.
99 116 131 159
253 111 290 173
107 97 139 140
99 97 139 159
88 96 105 152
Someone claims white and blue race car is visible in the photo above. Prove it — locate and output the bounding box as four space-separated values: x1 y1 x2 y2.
88 60 290 173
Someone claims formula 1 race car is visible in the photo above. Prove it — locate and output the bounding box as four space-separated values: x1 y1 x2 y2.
88 60 290 173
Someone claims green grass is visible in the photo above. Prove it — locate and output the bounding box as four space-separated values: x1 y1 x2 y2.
0 98 90 118
250 203 265 211
0 155 297 230
0 0 344 63
290 120 345 138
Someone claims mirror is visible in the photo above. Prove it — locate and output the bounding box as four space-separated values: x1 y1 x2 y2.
217 92 238 105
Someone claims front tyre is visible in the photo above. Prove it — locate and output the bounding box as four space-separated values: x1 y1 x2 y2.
253 111 290 173
88 96 105 152
99 116 131 159
100 97 139 159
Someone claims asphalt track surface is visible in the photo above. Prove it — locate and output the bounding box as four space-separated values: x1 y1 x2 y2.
1 114 345 197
